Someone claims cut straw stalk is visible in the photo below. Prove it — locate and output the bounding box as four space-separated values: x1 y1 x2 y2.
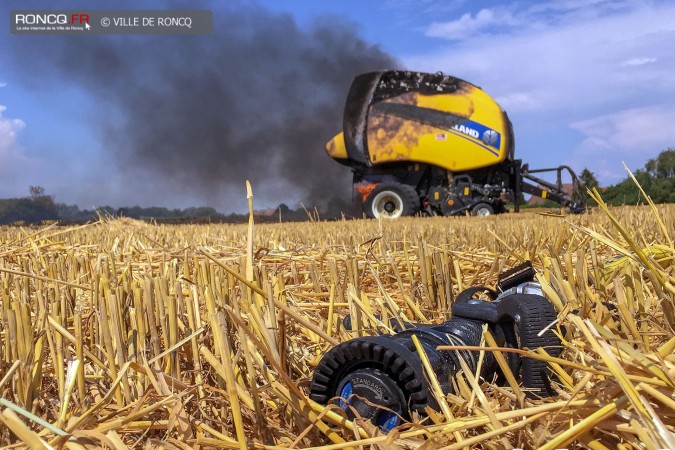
0 266 91 290
574 316 674 448
411 334 466 445
281 399 600 450
539 396 629 450
0 408 54 450
0 396 69 438
411 334 452 420
57 360 80 428
435 343 670 387
200 248 339 346
224 306 362 445
440 411 549 450
212 310 248 450
483 331 525 404
588 188 675 295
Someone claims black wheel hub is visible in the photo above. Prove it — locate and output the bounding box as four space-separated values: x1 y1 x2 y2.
309 325 488 430
384 201 396 213
336 368 405 431
308 336 429 426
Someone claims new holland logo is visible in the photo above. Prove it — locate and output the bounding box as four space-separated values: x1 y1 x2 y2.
482 129 498 146
451 124 480 139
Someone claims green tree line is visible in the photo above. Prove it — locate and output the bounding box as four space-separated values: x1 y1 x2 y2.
579 148 675 206
0 186 229 225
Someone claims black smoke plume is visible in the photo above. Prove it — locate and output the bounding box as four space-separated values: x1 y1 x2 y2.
5 2 397 212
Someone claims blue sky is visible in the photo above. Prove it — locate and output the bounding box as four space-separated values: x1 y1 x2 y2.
1 0 675 211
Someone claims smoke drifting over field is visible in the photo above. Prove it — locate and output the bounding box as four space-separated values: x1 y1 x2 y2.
7 3 396 211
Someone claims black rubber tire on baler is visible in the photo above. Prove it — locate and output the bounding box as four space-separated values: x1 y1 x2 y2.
471 202 494 216
498 294 562 398
364 183 420 219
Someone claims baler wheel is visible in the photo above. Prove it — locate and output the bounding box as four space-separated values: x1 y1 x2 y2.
471 202 494 216
365 183 420 219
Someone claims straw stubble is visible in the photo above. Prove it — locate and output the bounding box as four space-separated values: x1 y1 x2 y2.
0 198 673 448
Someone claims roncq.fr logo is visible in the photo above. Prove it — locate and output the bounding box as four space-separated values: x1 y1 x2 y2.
15 13 90 26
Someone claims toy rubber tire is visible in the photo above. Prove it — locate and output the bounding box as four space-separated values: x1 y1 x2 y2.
499 294 562 397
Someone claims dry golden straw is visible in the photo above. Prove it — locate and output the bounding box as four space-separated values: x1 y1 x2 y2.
0 182 673 448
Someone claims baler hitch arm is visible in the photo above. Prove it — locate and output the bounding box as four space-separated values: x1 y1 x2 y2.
513 163 586 213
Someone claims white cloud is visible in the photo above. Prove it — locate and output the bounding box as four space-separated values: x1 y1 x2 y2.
570 106 675 155
424 0 638 41
409 2 675 113
0 82 7 88
621 57 657 67
568 105 675 180
0 105 41 197
0 105 25 158
494 91 549 112
427 8 518 41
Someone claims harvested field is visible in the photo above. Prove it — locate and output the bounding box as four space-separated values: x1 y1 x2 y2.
0 196 674 449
